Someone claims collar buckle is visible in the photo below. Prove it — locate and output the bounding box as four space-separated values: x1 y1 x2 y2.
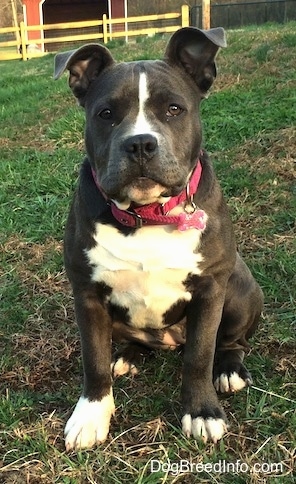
119 208 143 228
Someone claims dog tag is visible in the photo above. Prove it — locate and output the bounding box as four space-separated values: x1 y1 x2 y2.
177 210 206 231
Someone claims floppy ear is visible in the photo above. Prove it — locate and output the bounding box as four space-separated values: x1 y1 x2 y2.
164 27 226 96
54 44 115 105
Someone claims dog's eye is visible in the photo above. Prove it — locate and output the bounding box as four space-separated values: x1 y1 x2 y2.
98 108 112 120
166 104 183 117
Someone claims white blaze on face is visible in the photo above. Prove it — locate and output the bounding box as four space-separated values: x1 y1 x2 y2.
132 72 155 136
119 70 165 206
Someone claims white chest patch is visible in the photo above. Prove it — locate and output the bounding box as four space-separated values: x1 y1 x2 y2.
86 223 205 329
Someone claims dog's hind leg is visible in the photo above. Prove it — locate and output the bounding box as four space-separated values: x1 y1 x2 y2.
213 349 253 393
111 343 150 378
213 254 263 394
111 321 185 377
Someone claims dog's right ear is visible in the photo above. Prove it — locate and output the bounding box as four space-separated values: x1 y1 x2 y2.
54 44 115 105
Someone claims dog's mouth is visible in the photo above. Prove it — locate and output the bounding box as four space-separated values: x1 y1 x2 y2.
112 176 184 209
132 177 159 190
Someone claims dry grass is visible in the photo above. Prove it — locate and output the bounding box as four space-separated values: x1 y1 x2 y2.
0 23 295 484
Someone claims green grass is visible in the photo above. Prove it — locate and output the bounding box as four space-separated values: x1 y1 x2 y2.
0 23 295 483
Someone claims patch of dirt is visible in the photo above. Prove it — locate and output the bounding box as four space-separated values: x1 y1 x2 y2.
233 126 296 179
1 235 79 393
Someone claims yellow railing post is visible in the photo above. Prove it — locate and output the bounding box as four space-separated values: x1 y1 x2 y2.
181 5 190 27
20 21 27 61
202 0 211 30
103 14 108 44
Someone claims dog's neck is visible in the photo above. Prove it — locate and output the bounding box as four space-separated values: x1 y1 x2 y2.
91 160 206 231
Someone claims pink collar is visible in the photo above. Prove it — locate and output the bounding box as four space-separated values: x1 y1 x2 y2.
92 160 206 231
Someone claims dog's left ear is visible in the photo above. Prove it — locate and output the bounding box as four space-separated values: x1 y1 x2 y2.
165 27 226 96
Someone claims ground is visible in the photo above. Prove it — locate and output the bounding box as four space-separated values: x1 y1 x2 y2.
0 23 295 483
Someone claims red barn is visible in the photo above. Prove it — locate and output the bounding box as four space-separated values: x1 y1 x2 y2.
22 0 126 50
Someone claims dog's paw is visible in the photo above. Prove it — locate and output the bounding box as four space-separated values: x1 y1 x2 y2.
214 371 252 394
182 414 227 443
111 357 139 378
65 392 115 451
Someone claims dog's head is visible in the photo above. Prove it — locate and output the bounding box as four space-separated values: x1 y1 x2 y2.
54 28 226 209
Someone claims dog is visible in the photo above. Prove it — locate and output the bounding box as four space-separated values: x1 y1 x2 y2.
54 26 263 451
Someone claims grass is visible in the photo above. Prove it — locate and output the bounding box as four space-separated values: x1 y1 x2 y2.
0 22 295 483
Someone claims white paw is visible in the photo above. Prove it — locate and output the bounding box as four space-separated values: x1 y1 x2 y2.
182 414 227 443
65 392 115 451
111 357 139 377
214 371 250 393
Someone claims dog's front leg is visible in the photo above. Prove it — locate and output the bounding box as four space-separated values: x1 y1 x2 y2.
65 285 115 451
181 280 228 443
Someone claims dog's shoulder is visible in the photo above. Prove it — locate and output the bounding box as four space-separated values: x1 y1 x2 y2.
195 151 223 207
78 159 107 220
197 151 233 225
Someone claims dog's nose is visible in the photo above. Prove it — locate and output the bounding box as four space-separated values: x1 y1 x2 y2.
123 134 158 161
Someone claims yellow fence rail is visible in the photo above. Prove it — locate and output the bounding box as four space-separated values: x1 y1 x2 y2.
0 5 189 62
